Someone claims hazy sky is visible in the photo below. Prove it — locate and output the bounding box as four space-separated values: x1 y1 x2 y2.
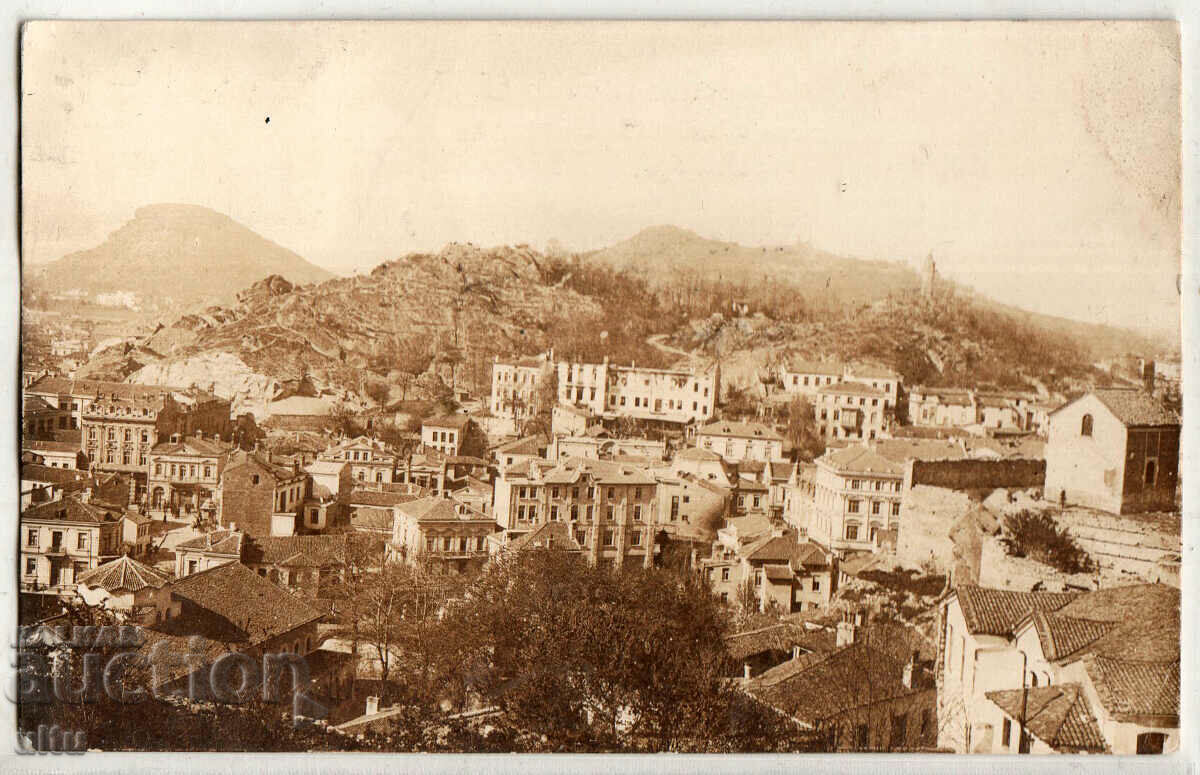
22 21 1180 336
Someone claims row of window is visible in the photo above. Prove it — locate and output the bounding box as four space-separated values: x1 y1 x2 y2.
846 499 902 516
26 527 89 551
87 427 151 443
517 485 646 501
89 445 148 467
574 527 640 547
849 479 902 493
153 461 215 479
424 535 488 553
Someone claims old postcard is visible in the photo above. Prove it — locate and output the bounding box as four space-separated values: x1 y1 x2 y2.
15 20 1181 759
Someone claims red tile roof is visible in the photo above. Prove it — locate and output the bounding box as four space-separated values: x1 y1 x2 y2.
985 684 1109 753
954 584 1079 636
724 623 837 662
22 495 124 525
241 534 348 568
168 561 322 645
1083 655 1179 720
77 555 173 593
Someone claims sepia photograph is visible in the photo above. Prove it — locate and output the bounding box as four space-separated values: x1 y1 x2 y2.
14 19 1183 760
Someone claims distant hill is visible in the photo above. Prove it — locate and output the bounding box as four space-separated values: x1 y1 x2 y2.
584 225 922 313
24 204 335 311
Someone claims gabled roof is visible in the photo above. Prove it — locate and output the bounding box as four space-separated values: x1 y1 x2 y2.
423 414 471 430
175 529 244 556
954 584 1079 637
305 460 348 476
23 496 124 525
77 555 173 593
168 561 322 645
222 450 303 482
496 435 546 456
344 489 421 508
241 535 348 568
506 522 583 554
396 496 493 524
1089 389 1179 427
697 420 783 441
768 461 794 480
724 623 837 662
150 436 229 457
820 445 905 476
847 363 899 380
27 376 182 400
911 386 974 406
21 463 88 486
23 439 81 454
1083 655 1179 720
676 447 724 463
542 457 657 486
350 506 394 532
985 684 1108 753
1026 611 1116 662
817 381 886 397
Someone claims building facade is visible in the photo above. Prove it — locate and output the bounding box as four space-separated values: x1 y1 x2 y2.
816 382 892 442
20 494 124 595
809 446 904 553
695 420 786 463
317 436 398 485
558 359 719 426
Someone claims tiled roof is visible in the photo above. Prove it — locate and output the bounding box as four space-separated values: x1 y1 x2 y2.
697 420 784 441
496 435 546 456
768 461 794 480
872 438 968 464
820 446 905 476
676 447 723 462
345 489 421 508
175 529 244 556
423 414 471 430
984 684 1109 753
542 457 657 486
27 376 182 399
1046 584 1179 662
150 436 229 457
77 555 173 593
847 363 899 379
24 439 81 454
241 535 348 567
22 496 124 525
1083 655 1179 720
911 386 974 406
747 642 918 724
350 506 394 532
397 496 493 523
817 381 886 396
1090 389 1179 427
954 584 1078 636
305 460 347 475
168 561 323 645
724 623 837 662
723 513 773 541
21 463 88 486
506 522 583 553
1028 611 1116 662
223 450 302 482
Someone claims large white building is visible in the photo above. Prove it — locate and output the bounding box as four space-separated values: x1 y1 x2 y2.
557 359 719 426
808 445 904 553
490 353 554 427
695 420 785 463
778 360 901 408
815 381 892 442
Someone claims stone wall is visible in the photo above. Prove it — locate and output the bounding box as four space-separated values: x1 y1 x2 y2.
904 459 1045 492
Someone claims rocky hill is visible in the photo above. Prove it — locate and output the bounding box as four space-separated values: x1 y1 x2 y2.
88 242 608 412
24 204 335 312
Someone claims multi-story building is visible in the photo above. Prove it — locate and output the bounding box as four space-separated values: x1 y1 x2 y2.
937 583 1179 755
20 493 124 595
809 446 904 553
490 353 554 426
551 434 667 463
217 450 309 537
22 439 84 470
147 432 229 521
778 361 901 408
908 387 978 429
815 382 892 442
241 534 349 600
174 528 244 577
557 359 720 427
695 420 786 463
421 415 471 457
492 457 659 568
317 435 398 485
386 496 495 571
1044 389 1180 514
701 528 834 614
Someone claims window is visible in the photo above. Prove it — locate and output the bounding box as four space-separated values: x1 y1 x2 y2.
1136 733 1166 755
892 502 901 517
1080 413 1093 437
605 505 614 521
1002 718 1012 748
550 506 559 522
188 560 198 575
871 501 881 515
721 568 730 581
845 524 859 540
851 479 861 490
847 500 860 514
811 578 820 591
251 474 260 485
77 533 88 550
551 486 560 499
26 529 37 548
603 528 615 547
607 487 615 500
855 724 869 750
1145 459 1157 486
24 557 36 576
631 530 642 546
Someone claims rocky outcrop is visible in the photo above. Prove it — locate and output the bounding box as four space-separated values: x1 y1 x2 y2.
127 352 280 419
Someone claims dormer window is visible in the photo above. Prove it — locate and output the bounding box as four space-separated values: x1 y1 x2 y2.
1080 414 1094 437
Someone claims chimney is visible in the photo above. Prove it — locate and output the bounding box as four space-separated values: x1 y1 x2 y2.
365 696 380 716
743 663 752 680
1143 360 1156 394
79 488 92 504
195 428 203 439
792 644 803 660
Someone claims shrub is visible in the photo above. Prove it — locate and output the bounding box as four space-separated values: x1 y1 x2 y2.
1000 510 1094 574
